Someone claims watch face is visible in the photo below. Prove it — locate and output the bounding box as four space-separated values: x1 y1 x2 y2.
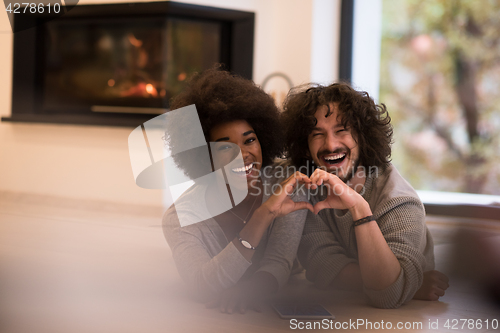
241 240 252 249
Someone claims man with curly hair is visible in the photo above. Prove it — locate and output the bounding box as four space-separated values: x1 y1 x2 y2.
281 82 449 308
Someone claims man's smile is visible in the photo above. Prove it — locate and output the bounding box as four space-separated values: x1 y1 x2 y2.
321 152 347 166
319 148 349 169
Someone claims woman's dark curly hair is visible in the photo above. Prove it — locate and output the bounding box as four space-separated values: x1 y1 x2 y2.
166 65 283 179
282 82 393 174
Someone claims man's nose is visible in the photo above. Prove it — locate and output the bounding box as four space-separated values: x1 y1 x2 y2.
323 132 338 152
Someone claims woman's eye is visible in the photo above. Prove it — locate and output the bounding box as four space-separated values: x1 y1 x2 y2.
217 144 232 151
337 128 346 133
246 137 256 144
312 132 323 137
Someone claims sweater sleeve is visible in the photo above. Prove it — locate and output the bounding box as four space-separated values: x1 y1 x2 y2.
255 200 308 290
162 207 252 302
297 211 357 289
363 196 427 308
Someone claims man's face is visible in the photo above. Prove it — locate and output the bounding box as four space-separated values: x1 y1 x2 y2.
307 103 360 183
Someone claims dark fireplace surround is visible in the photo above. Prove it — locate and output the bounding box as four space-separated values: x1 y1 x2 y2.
2 1 254 127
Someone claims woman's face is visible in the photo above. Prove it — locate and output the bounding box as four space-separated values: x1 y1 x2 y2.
209 120 263 186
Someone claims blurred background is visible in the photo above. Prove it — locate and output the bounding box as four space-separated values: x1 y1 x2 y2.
380 0 500 196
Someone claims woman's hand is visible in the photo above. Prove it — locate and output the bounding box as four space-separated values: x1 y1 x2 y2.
260 172 314 219
234 172 313 260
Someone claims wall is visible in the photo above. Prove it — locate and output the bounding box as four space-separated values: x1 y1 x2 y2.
0 0 338 207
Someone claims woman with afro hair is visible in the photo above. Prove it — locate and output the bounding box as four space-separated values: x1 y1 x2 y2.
162 66 313 313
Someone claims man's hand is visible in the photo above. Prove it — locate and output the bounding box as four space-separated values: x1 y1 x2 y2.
413 270 450 301
309 169 365 215
260 171 314 219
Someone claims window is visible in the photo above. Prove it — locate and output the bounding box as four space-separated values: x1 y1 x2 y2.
345 0 500 218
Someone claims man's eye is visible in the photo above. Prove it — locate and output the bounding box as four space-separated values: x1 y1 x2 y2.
312 132 323 137
337 128 346 133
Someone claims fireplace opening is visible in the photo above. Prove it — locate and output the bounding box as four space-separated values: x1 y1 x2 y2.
3 2 254 127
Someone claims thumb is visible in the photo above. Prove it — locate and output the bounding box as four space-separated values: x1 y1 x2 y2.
292 201 314 214
313 201 331 215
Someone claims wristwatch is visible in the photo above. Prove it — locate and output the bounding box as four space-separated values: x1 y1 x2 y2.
237 234 256 250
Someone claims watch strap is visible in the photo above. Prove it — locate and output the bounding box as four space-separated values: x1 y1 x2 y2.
237 234 256 250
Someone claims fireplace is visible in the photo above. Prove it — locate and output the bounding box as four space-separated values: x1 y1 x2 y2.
2 2 254 127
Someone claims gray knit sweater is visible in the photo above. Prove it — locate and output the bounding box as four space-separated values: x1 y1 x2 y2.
297 164 435 309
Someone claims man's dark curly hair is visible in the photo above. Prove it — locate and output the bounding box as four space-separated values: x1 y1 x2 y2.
166 65 283 179
282 82 393 174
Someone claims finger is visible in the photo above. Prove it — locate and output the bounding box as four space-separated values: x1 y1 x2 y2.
226 297 238 314
314 200 331 214
252 302 262 313
294 173 312 184
309 170 323 185
311 168 327 177
295 171 311 181
320 174 342 189
434 288 445 297
310 173 326 186
436 279 449 290
205 298 220 309
322 174 345 188
220 296 230 313
426 270 450 288
283 176 312 196
239 300 248 314
283 179 297 196
300 183 314 190
435 271 450 284
290 172 313 186
280 174 304 195
292 201 314 213
282 171 303 185
319 173 347 189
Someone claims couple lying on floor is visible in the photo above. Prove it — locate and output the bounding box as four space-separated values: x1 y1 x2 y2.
162 67 450 311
